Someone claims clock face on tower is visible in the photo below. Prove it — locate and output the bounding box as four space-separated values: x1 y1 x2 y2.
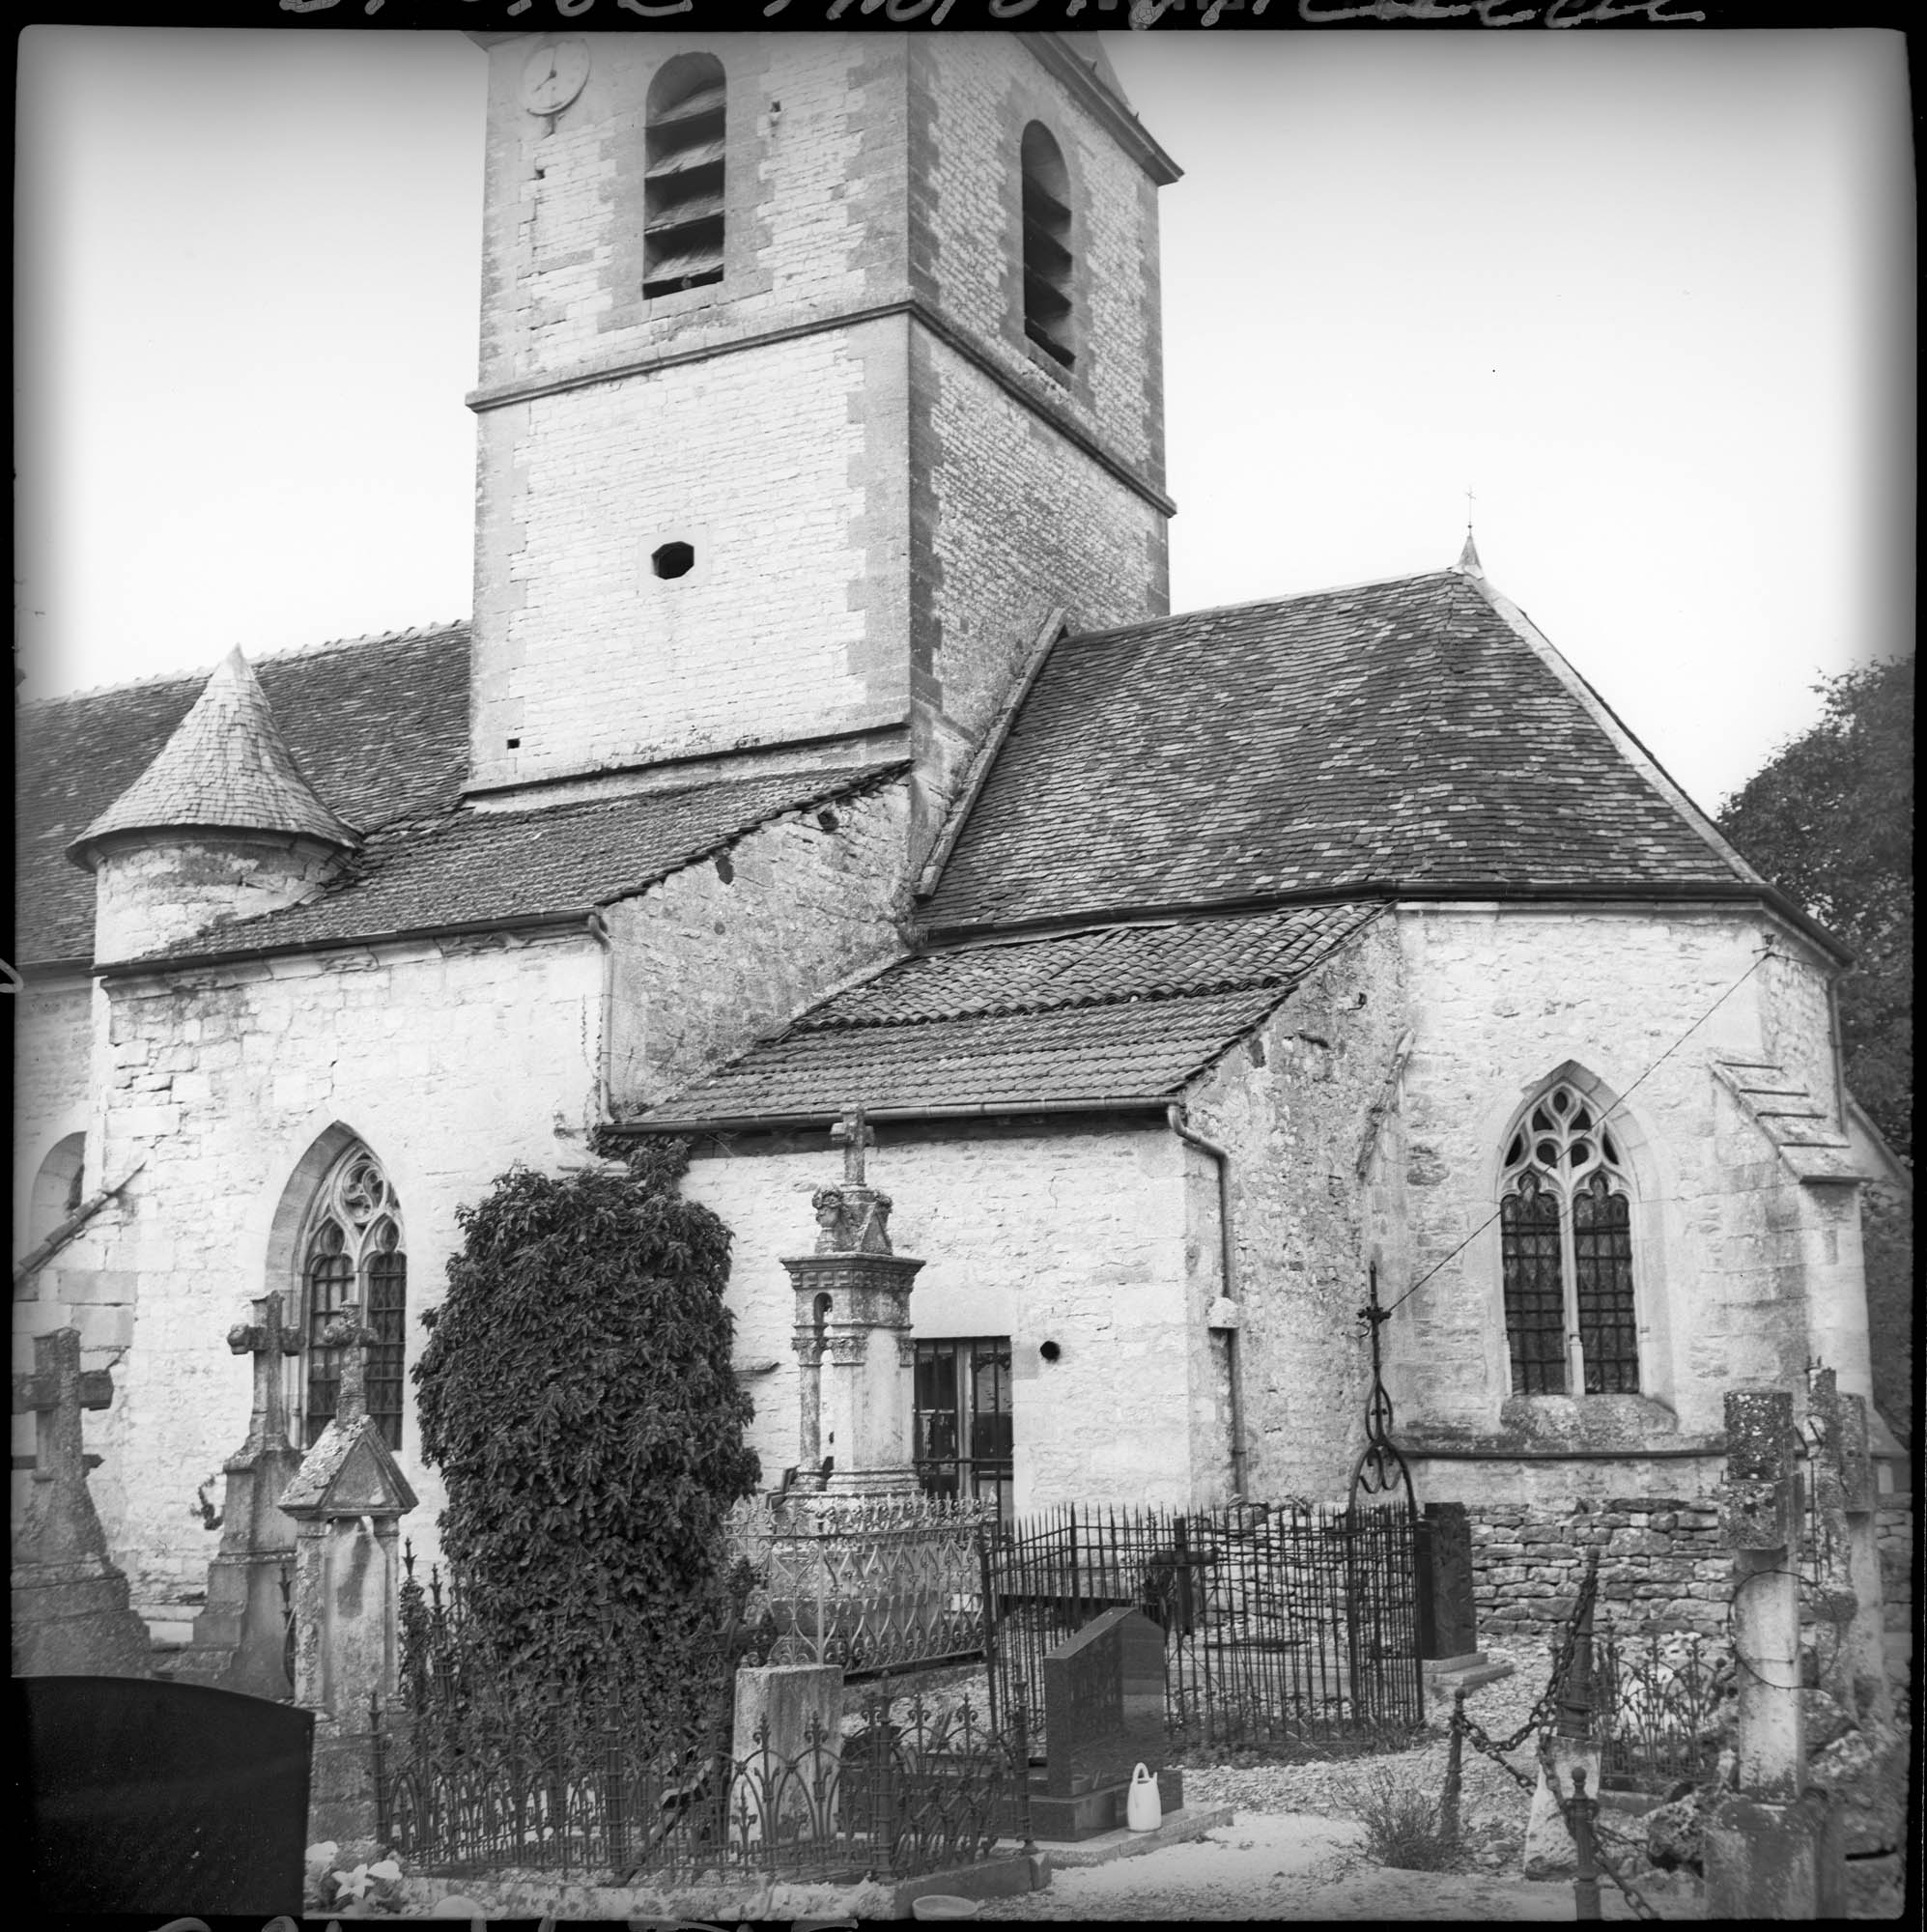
521 40 590 117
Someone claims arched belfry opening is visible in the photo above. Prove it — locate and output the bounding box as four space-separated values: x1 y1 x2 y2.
643 53 727 298
1020 122 1075 370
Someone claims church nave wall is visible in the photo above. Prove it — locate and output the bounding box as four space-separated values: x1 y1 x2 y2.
682 1117 1207 1516
60 928 604 1630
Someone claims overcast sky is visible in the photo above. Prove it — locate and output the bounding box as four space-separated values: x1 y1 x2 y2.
14 26 1913 812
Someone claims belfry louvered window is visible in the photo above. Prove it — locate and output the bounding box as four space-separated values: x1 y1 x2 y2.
300 1144 407 1451
1499 1083 1639 1397
643 54 726 298
1020 123 1075 371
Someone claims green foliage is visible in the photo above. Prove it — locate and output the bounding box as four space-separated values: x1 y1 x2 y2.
1716 657 1913 1160
413 1135 760 1716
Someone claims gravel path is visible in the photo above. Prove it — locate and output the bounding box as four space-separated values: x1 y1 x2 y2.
973 1645 1708 1921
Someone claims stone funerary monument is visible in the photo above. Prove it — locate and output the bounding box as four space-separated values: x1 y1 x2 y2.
13 31 1907 1656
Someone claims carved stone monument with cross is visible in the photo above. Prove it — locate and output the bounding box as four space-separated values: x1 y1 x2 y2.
277 1304 416 1839
780 1108 924 1499
175 1295 308 1698
12 1325 153 1678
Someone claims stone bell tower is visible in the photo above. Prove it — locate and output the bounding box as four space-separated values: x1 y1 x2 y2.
463 30 1178 859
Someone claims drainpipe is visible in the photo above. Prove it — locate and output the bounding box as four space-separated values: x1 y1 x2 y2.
1167 1103 1247 1498
584 911 615 1125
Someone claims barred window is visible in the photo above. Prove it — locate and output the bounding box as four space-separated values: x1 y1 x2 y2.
913 1338 1013 1520
643 54 725 298
1499 1084 1639 1396
299 1144 407 1451
1020 123 1074 371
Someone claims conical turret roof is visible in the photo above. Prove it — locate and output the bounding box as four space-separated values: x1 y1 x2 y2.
69 648 357 865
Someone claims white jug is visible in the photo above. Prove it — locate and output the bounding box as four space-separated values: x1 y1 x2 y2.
1125 1762 1162 1833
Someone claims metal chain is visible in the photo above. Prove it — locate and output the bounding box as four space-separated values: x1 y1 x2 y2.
1443 1554 1667 1920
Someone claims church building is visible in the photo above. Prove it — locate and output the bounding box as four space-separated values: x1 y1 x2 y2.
14 31 1901 1646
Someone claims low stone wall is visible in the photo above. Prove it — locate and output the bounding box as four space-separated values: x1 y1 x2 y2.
1466 1496 1727 1640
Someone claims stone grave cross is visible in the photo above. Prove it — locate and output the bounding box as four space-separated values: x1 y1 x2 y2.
14 1327 114 1560
318 1304 380 1426
830 1105 874 1186
233 1294 303 1456
177 1296 308 1697
10 1326 153 1677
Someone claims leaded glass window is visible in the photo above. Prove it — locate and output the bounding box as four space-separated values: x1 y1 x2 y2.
299 1145 407 1451
913 1338 1013 1520
1499 1084 1640 1396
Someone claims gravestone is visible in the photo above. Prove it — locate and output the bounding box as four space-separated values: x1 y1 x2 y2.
1415 1501 1479 1661
176 1295 306 1698
19 1673 312 1917
278 1305 416 1841
1032 1607 1180 1840
12 1326 153 1679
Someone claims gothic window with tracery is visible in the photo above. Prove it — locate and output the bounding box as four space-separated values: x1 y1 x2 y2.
643 54 726 298
299 1145 407 1451
1499 1083 1639 1396
1020 123 1075 371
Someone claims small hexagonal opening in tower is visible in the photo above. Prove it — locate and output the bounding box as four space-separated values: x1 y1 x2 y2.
651 541 696 581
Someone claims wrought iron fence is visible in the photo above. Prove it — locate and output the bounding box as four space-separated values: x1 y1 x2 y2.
982 1499 1424 1757
1590 1629 1725 1794
727 1492 995 1678
366 1677 1018 1884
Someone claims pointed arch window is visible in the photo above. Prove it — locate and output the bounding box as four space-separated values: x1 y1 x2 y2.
299 1144 407 1451
643 54 726 298
1020 123 1075 371
1499 1083 1639 1396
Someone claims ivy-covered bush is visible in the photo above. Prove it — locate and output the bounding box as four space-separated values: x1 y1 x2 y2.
413 1135 760 1720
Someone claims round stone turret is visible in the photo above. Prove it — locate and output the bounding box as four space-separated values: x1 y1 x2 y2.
67 648 358 962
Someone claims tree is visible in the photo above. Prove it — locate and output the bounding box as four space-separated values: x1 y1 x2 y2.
1716 657 1913 1161
412 1135 761 1719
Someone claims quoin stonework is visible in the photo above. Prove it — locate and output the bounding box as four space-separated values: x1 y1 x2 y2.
13 31 1909 1662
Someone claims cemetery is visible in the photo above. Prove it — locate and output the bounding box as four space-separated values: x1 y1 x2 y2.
15 1138 1913 1919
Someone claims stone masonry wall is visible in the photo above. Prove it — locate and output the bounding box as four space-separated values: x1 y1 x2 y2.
1876 1493 1913 1641
12 974 93 1248
1180 914 1408 1502
602 779 910 1110
1467 1496 1729 1641
908 329 1167 848
681 1118 1205 1514
1387 905 1871 1448
909 35 1165 482
470 321 899 789
26 929 605 1630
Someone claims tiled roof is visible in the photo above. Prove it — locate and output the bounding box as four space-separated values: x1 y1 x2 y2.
127 763 907 966
922 570 1755 933
17 625 469 969
638 899 1382 1124
73 649 357 860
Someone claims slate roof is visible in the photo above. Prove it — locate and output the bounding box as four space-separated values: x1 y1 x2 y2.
121 762 905 966
73 649 357 860
638 899 1383 1124
921 570 1758 934
17 625 470 970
